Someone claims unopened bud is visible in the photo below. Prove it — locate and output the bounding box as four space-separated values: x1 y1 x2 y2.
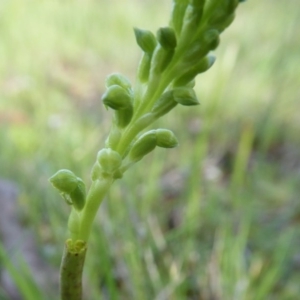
49 169 86 212
106 73 132 92
102 85 132 110
203 29 220 50
97 148 122 174
206 2 236 32
156 129 179 148
134 28 157 54
129 130 157 162
157 27 177 50
173 87 199 106
174 55 215 86
49 169 78 194
197 55 216 72
214 13 235 33
183 29 218 65
185 79 196 88
183 42 208 65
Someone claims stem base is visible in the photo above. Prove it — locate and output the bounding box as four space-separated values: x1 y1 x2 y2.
60 239 87 300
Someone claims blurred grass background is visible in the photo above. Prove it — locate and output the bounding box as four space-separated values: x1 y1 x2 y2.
0 0 300 299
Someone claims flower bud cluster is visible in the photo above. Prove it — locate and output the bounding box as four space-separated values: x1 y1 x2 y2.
49 0 245 244
168 0 244 88
135 26 179 81
49 169 86 212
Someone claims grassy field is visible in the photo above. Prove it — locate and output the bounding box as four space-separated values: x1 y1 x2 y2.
0 0 300 299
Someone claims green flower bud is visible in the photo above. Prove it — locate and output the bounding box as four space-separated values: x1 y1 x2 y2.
185 79 196 88
97 148 122 174
49 169 78 194
174 55 215 86
106 73 132 92
115 106 133 128
151 90 178 118
173 87 199 106
182 29 218 66
129 130 157 162
69 178 86 211
173 69 196 87
102 85 132 110
213 13 235 33
206 0 237 32
156 129 179 148
134 28 157 54
193 55 216 73
197 55 216 72
49 169 86 211
157 27 177 50
203 29 220 50
183 42 208 66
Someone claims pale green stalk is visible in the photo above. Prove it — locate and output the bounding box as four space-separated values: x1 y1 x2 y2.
77 177 113 241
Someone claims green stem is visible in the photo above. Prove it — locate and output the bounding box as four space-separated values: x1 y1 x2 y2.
78 177 113 241
62 178 113 300
60 239 87 300
68 208 81 241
